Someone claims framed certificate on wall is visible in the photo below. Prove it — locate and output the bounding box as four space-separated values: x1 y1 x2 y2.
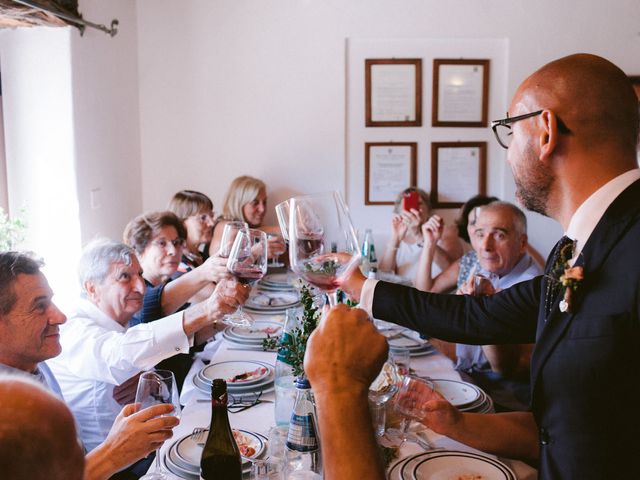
365 142 417 204
432 59 490 127
430 142 486 208
365 59 422 127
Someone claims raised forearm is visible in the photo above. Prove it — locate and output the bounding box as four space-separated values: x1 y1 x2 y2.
378 238 400 272
313 388 385 480
161 270 209 314
415 243 436 292
84 445 120 480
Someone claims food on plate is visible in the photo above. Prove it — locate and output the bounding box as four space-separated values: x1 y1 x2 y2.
228 366 268 383
449 475 485 480
232 430 257 457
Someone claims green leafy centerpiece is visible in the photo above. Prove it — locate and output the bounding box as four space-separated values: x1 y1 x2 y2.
263 284 321 377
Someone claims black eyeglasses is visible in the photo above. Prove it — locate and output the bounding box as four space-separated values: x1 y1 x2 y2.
491 110 543 149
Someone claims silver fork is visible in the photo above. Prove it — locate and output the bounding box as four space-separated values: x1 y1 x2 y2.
191 427 207 446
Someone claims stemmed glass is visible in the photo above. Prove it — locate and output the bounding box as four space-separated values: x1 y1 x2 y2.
368 361 400 437
218 221 249 260
225 228 268 327
386 375 434 448
288 191 361 308
136 370 181 480
267 233 286 268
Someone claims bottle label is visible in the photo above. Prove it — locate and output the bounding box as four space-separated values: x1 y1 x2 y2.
286 413 318 452
277 332 294 365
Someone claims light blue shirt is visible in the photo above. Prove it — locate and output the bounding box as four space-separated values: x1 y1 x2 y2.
455 253 542 372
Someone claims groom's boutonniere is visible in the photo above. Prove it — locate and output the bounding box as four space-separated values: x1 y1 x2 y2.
558 265 584 313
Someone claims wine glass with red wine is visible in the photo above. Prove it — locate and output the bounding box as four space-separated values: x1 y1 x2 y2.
224 228 268 327
288 191 361 307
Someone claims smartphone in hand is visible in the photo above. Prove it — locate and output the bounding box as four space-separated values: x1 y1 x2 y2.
402 191 420 211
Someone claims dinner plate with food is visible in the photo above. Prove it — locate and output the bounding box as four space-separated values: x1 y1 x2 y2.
199 360 272 386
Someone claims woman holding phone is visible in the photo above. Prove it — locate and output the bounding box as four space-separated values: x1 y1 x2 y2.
378 187 461 285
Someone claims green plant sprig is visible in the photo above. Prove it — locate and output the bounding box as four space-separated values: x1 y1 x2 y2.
262 284 321 378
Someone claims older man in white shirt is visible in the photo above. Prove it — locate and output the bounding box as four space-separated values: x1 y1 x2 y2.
48 239 249 452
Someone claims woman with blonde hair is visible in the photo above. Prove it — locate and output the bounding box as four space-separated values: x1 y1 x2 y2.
209 175 286 261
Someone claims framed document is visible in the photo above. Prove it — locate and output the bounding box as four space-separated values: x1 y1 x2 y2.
365 59 422 127
430 142 486 208
432 59 490 127
365 142 417 204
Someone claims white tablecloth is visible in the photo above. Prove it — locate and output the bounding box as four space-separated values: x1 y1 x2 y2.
150 312 538 479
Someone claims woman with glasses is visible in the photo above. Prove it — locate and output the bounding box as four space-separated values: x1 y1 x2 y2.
124 211 237 389
168 190 220 274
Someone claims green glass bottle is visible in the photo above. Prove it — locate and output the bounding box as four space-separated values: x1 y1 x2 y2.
200 379 242 479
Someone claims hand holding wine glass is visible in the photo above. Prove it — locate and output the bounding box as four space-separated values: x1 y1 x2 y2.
386 375 435 449
288 191 361 307
224 228 268 327
135 369 181 480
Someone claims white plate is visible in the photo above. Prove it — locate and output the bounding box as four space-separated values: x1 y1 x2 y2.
260 272 293 287
247 290 299 309
388 454 417 480
225 322 283 341
193 364 275 395
409 450 516 480
172 429 265 468
388 335 430 350
199 360 271 386
431 379 481 408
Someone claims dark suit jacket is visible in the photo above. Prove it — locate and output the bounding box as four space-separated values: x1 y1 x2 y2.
372 179 640 479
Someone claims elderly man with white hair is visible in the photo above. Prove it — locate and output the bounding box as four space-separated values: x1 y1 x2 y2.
48 239 249 455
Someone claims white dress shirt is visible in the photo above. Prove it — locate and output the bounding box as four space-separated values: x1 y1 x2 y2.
47 298 191 452
566 168 640 264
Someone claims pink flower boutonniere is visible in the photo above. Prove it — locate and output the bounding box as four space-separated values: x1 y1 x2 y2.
558 266 584 313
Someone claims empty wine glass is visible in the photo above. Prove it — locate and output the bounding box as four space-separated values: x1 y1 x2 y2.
275 200 290 242
385 375 434 448
218 221 249 259
368 361 400 437
136 370 181 480
267 233 286 268
288 191 361 307
225 228 268 327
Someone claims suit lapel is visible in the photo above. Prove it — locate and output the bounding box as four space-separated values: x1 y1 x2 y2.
530 179 640 398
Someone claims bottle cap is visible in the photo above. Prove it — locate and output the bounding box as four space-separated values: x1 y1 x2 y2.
295 377 311 389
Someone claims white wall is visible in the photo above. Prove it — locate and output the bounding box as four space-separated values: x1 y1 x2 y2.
72 0 142 244
0 0 141 308
135 0 640 258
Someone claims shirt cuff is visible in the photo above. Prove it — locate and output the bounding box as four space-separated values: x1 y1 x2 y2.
360 278 379 317
153 311 192 353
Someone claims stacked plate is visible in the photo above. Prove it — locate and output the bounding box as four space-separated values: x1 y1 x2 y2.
163 428 268 479
221 321 283 347
257 272 296 291
244 289 299 315
386 331 435 357
388 450 516 480
431 378 494 414
193 359 275 396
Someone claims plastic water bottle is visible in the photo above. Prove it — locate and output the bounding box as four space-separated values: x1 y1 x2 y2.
274 306 300 426
284 377 322 478
361 229 377 275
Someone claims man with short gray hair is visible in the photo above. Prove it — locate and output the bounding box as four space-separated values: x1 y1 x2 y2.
48 238 249 454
